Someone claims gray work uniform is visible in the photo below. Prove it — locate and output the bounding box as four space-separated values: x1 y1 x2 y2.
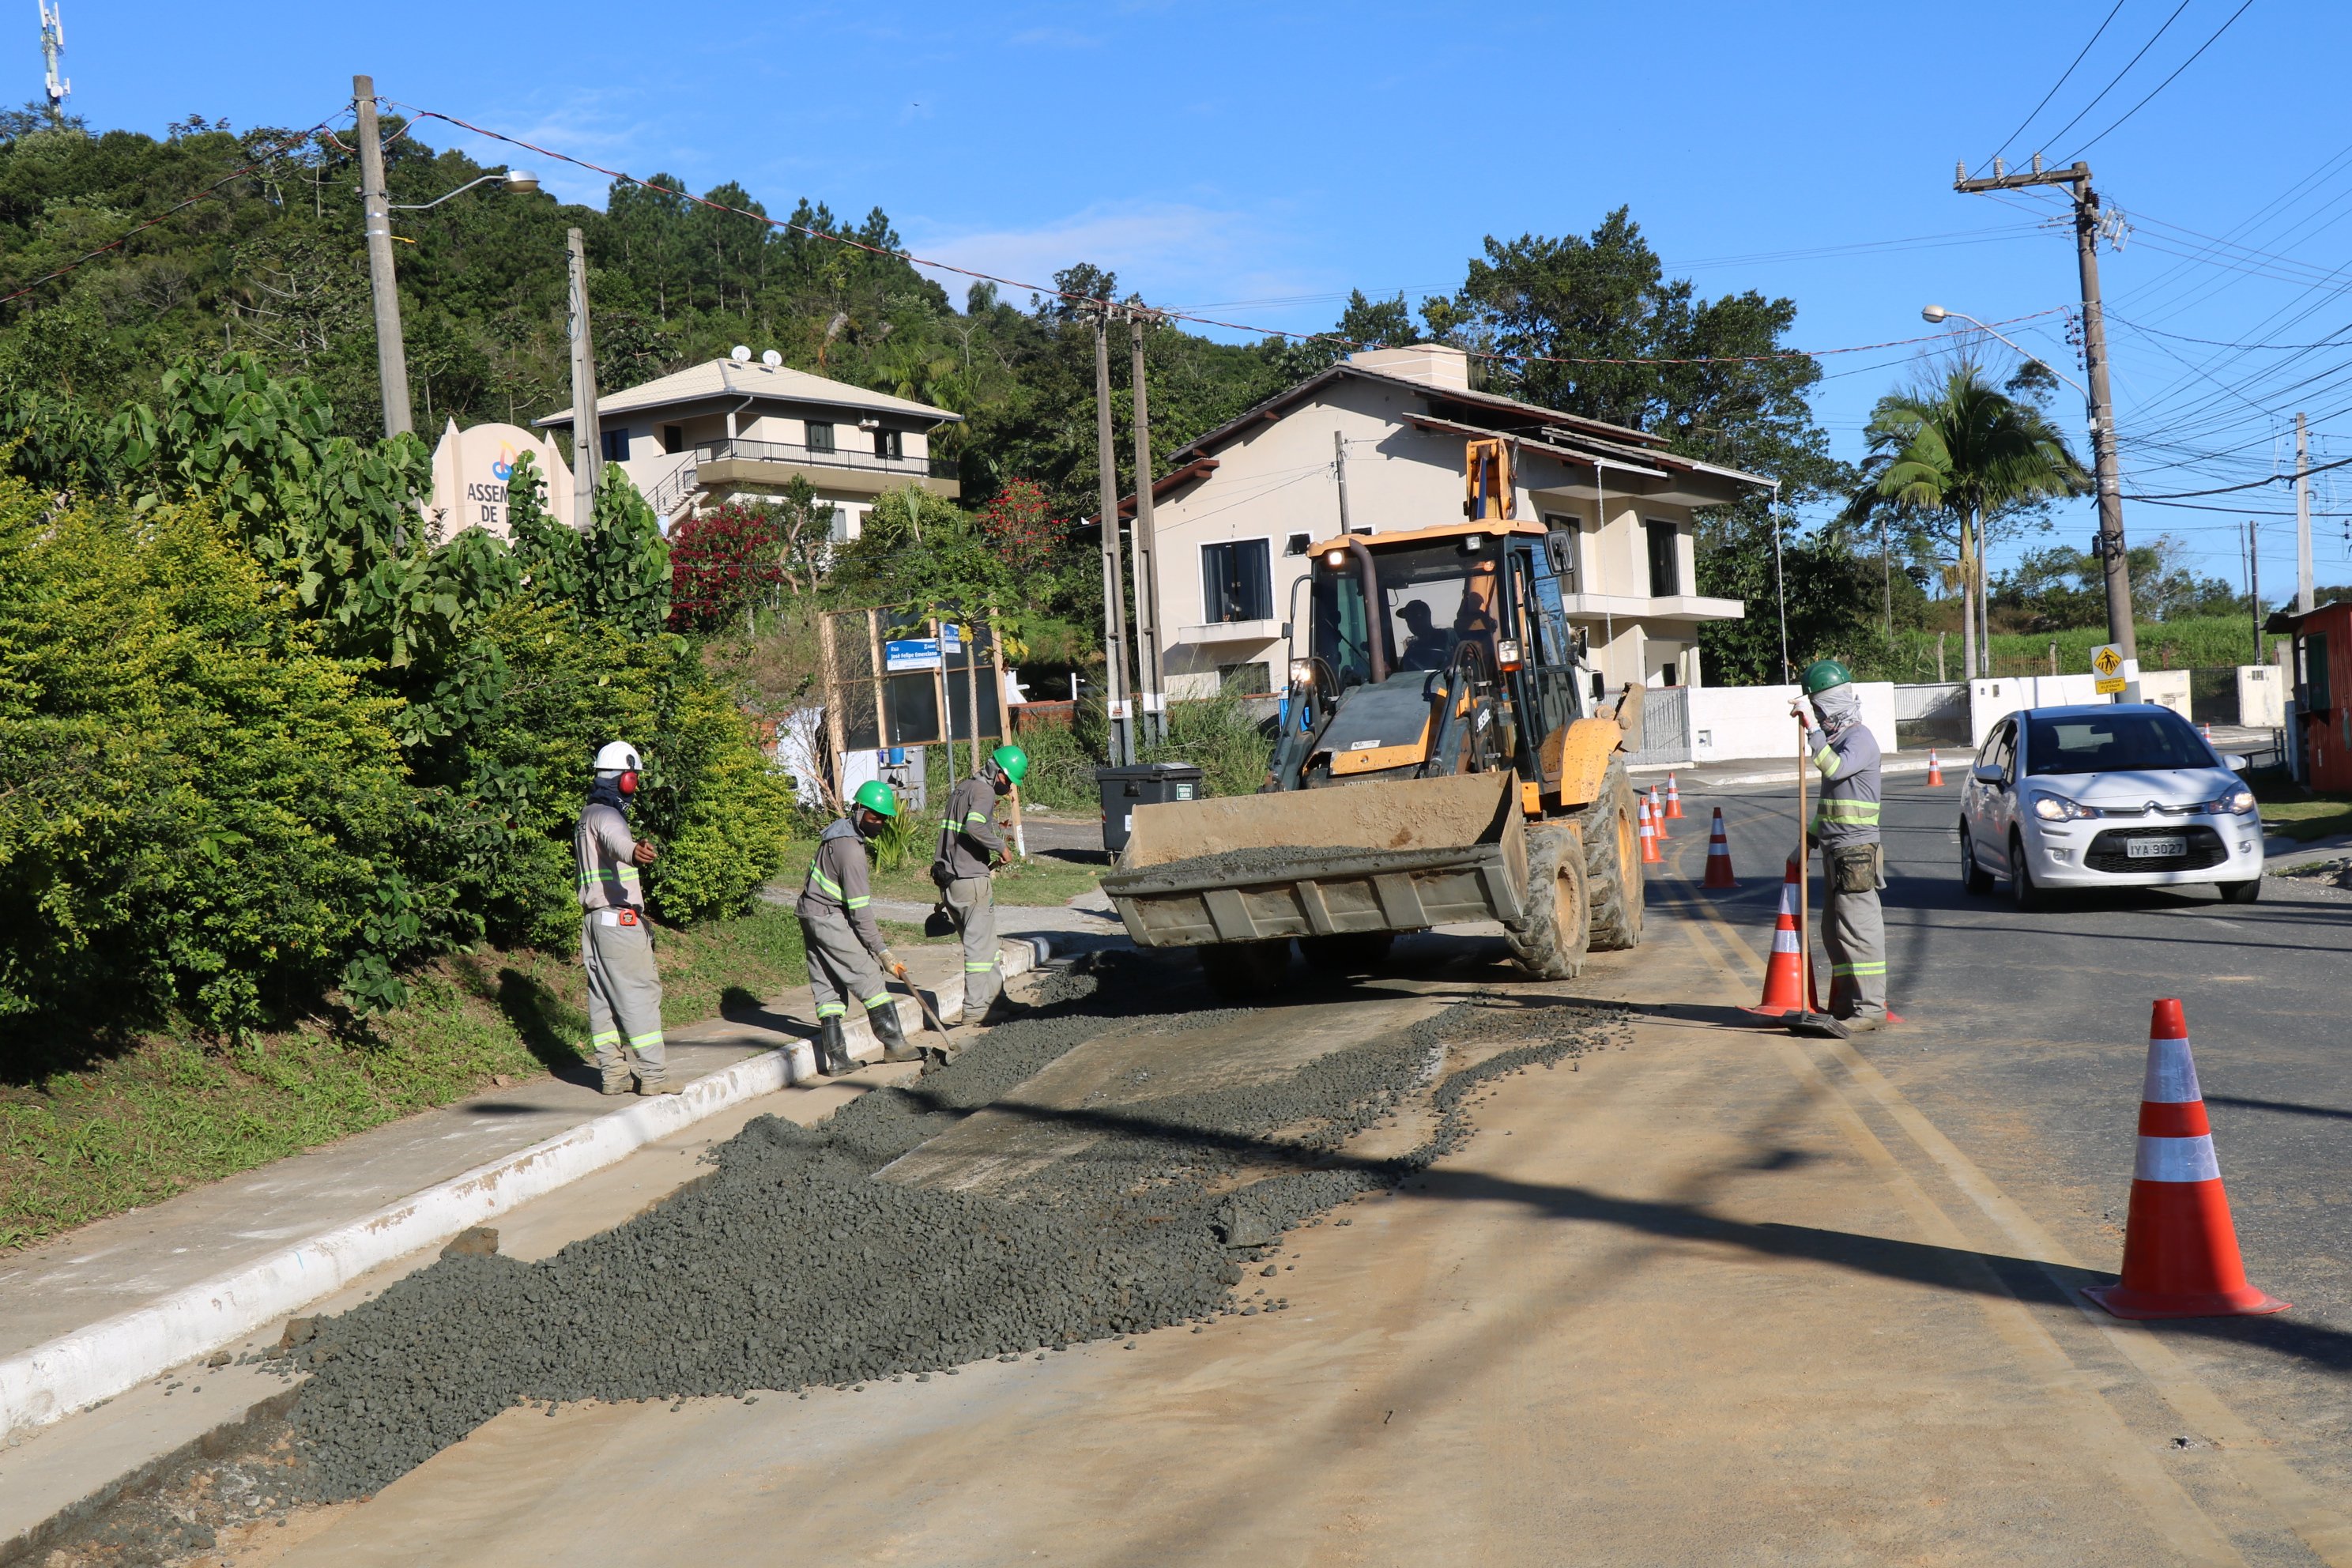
577 801 665 1086
796 819 893 1025
936 774 1004 1015
1807 716 1887 1020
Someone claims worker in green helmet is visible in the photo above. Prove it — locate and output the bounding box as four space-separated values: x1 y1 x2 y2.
932 742 1029 1026
797 778 918 1076
1789 658 1892 1029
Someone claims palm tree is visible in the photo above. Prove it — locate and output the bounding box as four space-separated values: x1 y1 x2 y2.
1844 366 2090 680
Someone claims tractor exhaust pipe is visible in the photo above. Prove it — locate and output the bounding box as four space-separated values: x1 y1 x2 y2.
1343 536 1389 684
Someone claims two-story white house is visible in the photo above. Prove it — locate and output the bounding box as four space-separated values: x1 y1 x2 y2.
537 353 962 535
1131 345 1767 699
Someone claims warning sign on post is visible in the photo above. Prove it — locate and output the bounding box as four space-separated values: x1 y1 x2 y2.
2091 643 2127 695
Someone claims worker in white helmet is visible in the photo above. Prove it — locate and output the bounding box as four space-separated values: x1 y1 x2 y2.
576 741 673 1094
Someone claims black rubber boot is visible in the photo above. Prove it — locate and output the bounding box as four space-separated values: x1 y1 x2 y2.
816 1016 857 1077
871 1001 922 1063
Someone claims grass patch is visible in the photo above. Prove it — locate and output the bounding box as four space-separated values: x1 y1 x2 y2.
2256 793 2352 842
0 905 809 1255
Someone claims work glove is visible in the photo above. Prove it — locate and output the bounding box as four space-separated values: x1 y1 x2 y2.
883 952 908 981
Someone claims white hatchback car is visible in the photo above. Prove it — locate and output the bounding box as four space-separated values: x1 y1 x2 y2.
1959 703 2266 908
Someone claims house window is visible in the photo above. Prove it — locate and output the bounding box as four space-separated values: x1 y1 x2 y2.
873 428 903 459
1201 539 1273 624
601 428 631 463
1217 661 1272 695
806 421 836 454
1645 520 1682 598
661 424 685 454
1283 532 1310 556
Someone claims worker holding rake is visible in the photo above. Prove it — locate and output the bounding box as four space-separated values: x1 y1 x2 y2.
1790 661 1891 1031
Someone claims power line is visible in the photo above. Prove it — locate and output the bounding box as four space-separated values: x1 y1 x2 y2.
2122 452 2352 499
2033 0 2192 158
1982 0 2126 175
398 100 2066 371
2064 0 2257 161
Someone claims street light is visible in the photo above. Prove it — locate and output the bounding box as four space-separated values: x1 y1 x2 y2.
389 168 540 210
1920 304 2087 400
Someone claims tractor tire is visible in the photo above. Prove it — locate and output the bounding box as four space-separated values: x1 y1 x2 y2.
1299 932 1396 972
1505 822 1590 980
1198 939 1293 998
1583 756 1645 952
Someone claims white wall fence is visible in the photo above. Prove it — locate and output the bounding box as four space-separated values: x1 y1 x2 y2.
1628 665 2284 767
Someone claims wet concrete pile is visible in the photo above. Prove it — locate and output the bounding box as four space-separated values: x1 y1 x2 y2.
53 958 1626 1543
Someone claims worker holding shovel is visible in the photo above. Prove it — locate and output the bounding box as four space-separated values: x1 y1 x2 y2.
1789 661 1892 1031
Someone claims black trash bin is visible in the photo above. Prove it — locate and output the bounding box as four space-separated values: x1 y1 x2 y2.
1096 762 1204 855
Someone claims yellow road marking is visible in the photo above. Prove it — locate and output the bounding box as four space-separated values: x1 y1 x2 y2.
1669 887 2352 1566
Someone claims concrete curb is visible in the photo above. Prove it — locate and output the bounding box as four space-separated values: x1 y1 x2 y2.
0 933 1066 1443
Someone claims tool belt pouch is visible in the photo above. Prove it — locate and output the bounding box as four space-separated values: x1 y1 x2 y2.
1830 844 1881 895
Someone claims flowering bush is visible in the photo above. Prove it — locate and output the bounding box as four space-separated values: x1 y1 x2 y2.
668 501 782 631
976 478 1063 580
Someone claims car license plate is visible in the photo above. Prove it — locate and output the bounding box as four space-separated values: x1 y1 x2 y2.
2128 835 2187 859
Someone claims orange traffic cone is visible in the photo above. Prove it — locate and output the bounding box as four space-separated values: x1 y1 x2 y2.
2084 1000 2288 1321
1664 772 1685 819
1648 784 1670 839
1743 858 1818 1015
1639 794 1662 864
1926 749 1946 788
1702 806 1738 888
2200 721 2214 741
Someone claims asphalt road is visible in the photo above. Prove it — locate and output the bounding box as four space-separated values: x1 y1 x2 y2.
1671 772 2352 1465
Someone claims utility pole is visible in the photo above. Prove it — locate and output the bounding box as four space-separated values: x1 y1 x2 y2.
1129 313 1165 746
354 76 413 439
1333 430 1352 533
566 228 602 531
1091 307 1133 766
1955 157 2136 672
2247 517 2262 664
2295 412 2313 614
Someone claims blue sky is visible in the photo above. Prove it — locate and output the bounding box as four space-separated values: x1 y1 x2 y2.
51 0 2352 592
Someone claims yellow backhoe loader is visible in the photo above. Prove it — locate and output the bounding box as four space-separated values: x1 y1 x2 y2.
1101 439 1645 994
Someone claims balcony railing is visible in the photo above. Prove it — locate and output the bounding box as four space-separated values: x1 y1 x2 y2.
692 437 956 482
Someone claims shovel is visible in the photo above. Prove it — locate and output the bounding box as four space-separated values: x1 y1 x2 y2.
1785 706 1850 1041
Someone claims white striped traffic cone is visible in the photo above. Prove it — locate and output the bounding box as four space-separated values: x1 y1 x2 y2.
2083 999 2287 1320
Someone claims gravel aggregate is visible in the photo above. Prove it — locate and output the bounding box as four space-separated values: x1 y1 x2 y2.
36 957 1624 1562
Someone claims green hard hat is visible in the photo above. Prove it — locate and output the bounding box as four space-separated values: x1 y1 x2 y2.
851 779 899 819
1800 658 1854 696
991 743 1030 785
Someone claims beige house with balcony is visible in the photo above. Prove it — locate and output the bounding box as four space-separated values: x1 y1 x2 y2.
537 356 961 534
1132 345 1768 699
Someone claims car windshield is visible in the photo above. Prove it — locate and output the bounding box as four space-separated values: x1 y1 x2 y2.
2023 712 2214 775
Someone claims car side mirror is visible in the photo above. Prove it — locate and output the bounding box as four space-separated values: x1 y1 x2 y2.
2223 752 2250 772
1971 763 2006 785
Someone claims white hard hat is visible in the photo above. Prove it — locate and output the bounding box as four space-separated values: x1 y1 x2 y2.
593 741 642 773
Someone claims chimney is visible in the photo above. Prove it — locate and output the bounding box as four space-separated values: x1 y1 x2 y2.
1345 345 1471 390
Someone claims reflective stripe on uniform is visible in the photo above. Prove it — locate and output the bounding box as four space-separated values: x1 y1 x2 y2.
816 1002 847 1019
845 895 871 909
1829 962 1887 976
860 992 891 1010
964 960 997 971
589 1029 620 1046
1813 745 1840 778
627 1030 665 1049
808 867 844 899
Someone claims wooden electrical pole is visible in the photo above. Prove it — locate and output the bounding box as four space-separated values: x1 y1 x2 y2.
2295 412 2312 614
1129 312 1164 746
1955 157 2137 668
566 228 602 531
353 76 412 439
1092 307 1133 765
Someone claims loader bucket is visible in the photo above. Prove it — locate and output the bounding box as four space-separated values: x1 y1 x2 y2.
1102 772 1528 948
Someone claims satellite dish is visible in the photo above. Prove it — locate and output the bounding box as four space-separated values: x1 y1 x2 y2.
730 345 752 363
760 349 782 368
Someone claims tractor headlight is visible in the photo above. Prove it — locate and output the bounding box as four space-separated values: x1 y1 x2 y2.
1289 658 1314 689
2031 792 2098 823
2206 787 2257 816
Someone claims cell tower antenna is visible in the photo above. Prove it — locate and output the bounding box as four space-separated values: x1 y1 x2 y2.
39 0 66 111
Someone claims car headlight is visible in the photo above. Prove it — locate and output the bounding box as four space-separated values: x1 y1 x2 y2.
2031 792 2098 823
2206 787 2256 816
1288 658 1314 689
